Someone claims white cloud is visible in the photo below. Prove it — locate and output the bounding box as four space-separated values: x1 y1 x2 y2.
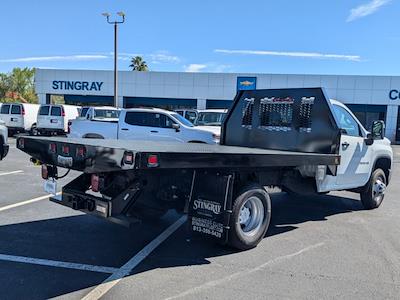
0 54 108 63
184 64 207 72
149 52 180 64
347 0 391 22
115 51 180 64
215 49 361 62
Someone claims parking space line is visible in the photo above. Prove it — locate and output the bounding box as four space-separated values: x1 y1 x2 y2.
164 242 325 300
0 170 24 177
82 215 187 300
0 253 119 274
0 192 61 212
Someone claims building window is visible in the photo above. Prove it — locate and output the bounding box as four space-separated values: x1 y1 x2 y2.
206 99 233 109
123 97 197 110
46 94 114 106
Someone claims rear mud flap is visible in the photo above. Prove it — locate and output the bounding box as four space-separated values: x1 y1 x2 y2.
188 170 235 244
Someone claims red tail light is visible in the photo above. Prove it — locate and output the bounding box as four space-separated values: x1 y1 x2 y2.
147 154 159 168
91 174 100 192
49 143 57 153
21 107 25 115
41 164 48 179
61 107 65 117
62 145 70 155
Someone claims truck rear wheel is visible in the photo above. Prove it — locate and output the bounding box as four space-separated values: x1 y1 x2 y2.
360 168 387 210
228 184 271 250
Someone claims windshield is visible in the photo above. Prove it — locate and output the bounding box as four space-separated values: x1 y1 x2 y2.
80 107 89 117
94 109 120 119
170 113 194 127
195 112 226 126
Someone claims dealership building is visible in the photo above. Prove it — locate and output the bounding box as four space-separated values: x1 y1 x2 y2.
35 68 400 142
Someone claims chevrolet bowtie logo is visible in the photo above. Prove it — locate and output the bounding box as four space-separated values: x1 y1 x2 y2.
240 80 254 86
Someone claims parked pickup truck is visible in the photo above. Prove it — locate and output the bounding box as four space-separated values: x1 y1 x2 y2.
68 106 120 134
17 88 392 250
0 119 9 160
69 107 220 144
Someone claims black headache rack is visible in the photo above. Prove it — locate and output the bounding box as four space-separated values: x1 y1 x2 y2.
221 88 341 154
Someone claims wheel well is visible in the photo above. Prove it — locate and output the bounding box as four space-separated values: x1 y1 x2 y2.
374 157 391 183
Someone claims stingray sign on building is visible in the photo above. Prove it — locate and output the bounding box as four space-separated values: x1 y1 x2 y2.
237 77 257 91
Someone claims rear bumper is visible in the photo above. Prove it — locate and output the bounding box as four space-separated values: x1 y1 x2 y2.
50 191 138 227
8 127 25 132
38 128 66 135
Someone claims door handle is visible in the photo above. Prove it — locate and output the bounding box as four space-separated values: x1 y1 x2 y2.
150 130 158 133
121 128 129 131
341 142 350 150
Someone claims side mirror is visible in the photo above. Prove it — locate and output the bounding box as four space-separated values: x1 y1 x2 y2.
172 123 180 132
372 120 385 140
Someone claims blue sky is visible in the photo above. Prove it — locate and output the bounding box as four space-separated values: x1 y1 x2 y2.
0 0 398 75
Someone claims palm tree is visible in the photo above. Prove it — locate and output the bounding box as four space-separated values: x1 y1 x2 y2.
129 56 149 71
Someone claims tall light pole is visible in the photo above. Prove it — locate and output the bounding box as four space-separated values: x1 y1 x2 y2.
102 12 125 107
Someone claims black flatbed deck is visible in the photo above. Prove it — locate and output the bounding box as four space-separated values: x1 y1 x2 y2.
18 136 340 173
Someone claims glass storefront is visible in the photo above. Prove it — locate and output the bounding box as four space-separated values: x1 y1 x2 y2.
123 97 197 110
346 104 386 131
46 94 114 106
206 99 233 109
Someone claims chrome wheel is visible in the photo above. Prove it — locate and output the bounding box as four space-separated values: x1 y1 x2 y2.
238 196 265 237
373 176 386 203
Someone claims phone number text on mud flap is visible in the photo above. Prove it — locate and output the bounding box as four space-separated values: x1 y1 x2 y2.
192 216 223 238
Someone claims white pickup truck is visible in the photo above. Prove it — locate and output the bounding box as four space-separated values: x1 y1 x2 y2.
0 119 9 160
69 107 220 144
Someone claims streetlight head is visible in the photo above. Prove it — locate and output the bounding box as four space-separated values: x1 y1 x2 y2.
102 12 110 17
117 11 125 17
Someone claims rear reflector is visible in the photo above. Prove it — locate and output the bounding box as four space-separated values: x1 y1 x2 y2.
123 151 134 165
49 143 56 153
147 154 159 168
76 146 86 157
62 145 70 155
41 164 48 179
17 138 24 149
91 174 100 192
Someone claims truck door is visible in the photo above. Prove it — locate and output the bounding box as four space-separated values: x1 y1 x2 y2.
120 111 178 141
332 104 373 189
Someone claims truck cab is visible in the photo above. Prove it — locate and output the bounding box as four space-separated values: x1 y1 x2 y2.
317 100 392 208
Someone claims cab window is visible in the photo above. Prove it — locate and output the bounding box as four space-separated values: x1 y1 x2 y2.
125 112 174 128
39 106 50 116
11 105 22 115
0 104 10 114
333 105 360 137
51 106 62 116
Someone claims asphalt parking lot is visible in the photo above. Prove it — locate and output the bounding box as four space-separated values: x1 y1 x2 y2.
1 138 400 299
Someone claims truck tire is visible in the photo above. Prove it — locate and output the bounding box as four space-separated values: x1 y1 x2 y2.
360 168 387 210
30 124 38 136
228 183 271 250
